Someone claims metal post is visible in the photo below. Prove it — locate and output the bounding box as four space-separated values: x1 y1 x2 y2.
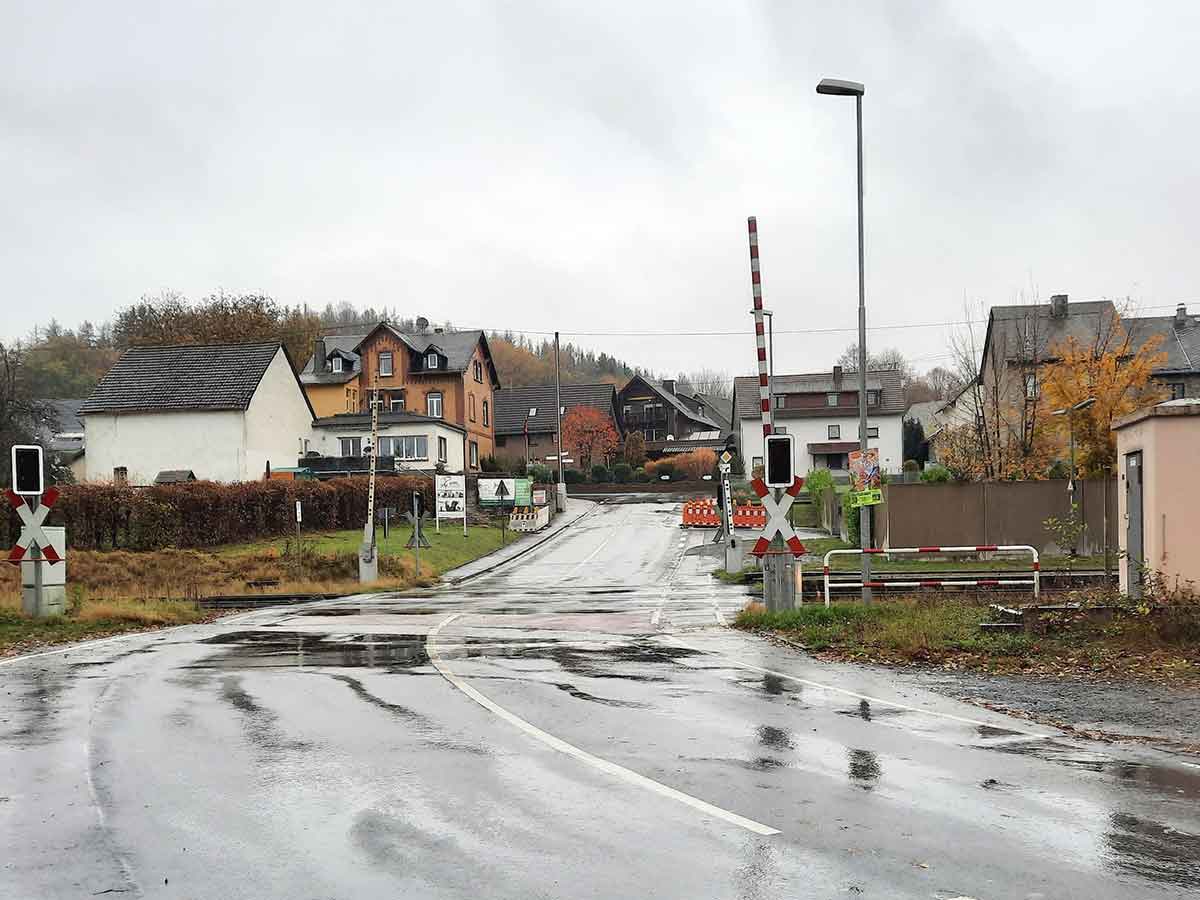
32 541 43 616
412 493 420 578
295 511 302 582
767 312 775 430
554 331 566 512
855 93 872 605
1103 467 1111 579
1068 419 1077 555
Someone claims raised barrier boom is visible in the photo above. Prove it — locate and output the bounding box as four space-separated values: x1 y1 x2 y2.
821 544 1040 606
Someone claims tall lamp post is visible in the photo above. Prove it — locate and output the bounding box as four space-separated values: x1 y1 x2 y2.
817 76 871 603
1052 396 1096 556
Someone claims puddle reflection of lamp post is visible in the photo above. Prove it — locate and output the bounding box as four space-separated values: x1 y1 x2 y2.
1052 397 1096 555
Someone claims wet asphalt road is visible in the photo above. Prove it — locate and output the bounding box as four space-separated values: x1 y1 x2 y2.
3 499 1200 899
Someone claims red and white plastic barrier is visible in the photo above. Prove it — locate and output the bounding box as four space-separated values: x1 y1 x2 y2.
821 544 1040 606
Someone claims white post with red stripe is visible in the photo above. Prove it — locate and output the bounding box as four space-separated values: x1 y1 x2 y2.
821 545 1040 606
746 217 773 439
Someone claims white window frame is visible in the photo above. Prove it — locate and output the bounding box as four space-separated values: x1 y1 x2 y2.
473 360 483 383
867 390 878 405
390 397 405 412
828 424 840 439
438 436 448 463
339 437 362 457
426 352 439 370
378 352 393 377
867 425 879 439
826 393 839 407
469 441 479 468
331 356 343 373
427 392 443 418
482 400 489 426
529 407 537 417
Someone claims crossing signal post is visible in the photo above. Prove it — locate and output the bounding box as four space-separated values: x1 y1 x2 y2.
7 445 66 618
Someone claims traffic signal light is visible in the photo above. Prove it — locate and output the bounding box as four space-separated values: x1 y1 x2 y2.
11 445 44 496
764 434 794 488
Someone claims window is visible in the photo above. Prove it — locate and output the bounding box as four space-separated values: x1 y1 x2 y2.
1024 373 1037 399
751 456 763 470
529 407 537 417
380 435 428 460
346 389 355 412
622 405 631 418
390 397 405 412
113 466 128 485
482 400 489 426
867 425 879 439
339 437 362 457
828 424 841 440
867 390 879 406
826 393 839 407
469 394 476 422
426 352 439 370
775 395 785 408
331 356 343 373
379 352 393 377
438 436 448 463
469 441 479 468
473 360 483 383
427 392 443 418
1169 382 1186 400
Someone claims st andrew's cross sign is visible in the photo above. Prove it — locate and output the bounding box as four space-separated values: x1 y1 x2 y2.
6 487 62 565
748 476 806 558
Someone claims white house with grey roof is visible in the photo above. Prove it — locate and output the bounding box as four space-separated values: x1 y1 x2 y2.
731 366 906 476
79 342 315 484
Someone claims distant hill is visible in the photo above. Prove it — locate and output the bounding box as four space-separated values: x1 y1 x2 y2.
487 332 646 389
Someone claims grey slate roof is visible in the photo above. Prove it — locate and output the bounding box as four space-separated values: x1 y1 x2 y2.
300 333 366 385
620 376 725 431
311 410 465 433
982 300 1119 367
732 368 906 421
38 399 84 434
80 343 283 415
692 392 733 430
493 383 618 435
155 470 197 484
1126 311 1200 373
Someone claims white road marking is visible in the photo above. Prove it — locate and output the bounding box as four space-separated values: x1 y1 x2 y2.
665 637 1056 739
428 613 781 837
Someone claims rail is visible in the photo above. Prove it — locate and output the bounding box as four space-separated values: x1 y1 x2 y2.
822 544 1040 606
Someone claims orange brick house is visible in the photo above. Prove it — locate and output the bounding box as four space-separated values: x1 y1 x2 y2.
300 324 500 470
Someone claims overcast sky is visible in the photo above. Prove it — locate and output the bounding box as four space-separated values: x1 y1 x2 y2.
4 1 1198 381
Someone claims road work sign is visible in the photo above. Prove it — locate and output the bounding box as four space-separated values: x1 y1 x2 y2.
478 477 516 506
748 476 806 558
514 477 532 507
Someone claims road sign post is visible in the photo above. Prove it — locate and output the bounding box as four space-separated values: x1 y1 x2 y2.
747 476 806 612
7 447 66 618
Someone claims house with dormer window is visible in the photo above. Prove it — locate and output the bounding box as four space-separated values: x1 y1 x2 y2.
299 323 501 470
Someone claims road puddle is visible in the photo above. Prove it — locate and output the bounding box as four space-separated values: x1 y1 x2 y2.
847 748 882 789
193 631 429 670
983 737 1200 798
1104 811 1200 889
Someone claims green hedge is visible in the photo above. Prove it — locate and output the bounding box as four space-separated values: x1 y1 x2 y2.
1 476 432 551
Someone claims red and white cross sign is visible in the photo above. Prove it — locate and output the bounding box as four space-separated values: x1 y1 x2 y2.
748 476 806 558
6 487 62 565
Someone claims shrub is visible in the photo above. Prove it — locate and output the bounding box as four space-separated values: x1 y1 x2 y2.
840 491 861 545
590 464 611 483
563 468 585 484
646 460 676 481
671 448 718 481
634 467 650 483
920 464 952 483
804 468 834 498
479 455 501 473
528 464 554 484
611 462 633 483
623 432 647 468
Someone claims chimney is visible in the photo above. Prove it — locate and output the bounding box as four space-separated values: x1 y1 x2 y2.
1176 303 1189 327
832 365 843 390
662 379 676 395
1050 294 1068 318
313 338 327 373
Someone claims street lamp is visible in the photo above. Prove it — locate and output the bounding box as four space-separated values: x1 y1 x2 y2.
1052 397 1096 556
749 308 776 428
817 76 872 603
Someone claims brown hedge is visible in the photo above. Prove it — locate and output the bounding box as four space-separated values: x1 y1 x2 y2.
1 477 433 551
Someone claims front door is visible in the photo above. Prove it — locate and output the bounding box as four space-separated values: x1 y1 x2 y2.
1125 451 1144 598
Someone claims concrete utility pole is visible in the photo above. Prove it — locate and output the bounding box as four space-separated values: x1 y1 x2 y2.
359 375 381 583
817 76 872 603
554 331 567 513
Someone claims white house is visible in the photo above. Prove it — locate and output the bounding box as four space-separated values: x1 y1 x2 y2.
309 411 466 473
731 367 906 477
80 342 315 484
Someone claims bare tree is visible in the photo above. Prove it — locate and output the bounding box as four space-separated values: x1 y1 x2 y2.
680 368 732 398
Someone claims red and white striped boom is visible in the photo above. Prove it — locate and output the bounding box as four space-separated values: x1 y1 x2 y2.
821 545 1041 605
746 217 772 438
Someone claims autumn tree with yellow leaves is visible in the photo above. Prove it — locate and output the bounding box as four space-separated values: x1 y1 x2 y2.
1040 322 1167 476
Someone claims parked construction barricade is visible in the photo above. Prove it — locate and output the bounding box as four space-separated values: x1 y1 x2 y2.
509 506 550 532
732 505 767 529
680 499 720 527
822 544 1040 606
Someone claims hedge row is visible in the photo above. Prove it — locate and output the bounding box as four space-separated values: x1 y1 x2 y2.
1 477 433 551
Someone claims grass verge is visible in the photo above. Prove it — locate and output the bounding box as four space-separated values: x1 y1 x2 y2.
735 598 1200 683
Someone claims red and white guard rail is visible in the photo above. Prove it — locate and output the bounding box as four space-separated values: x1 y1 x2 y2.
821 545 1040 606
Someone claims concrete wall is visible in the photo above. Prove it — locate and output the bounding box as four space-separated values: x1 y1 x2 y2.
84 409 246 484
738 414 904 475
883 479 1118 556
1116 412 1200 593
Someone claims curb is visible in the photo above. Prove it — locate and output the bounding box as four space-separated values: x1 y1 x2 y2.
443 500 603 585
